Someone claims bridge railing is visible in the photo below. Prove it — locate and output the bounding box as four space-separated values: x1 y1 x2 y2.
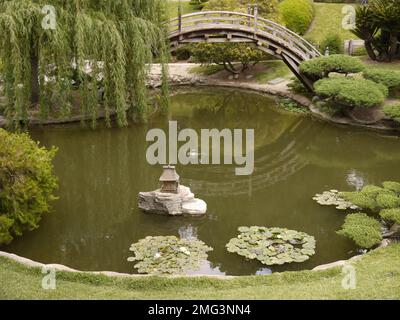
167 11 320 61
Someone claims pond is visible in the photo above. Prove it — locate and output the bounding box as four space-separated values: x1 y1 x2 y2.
3 87 400 276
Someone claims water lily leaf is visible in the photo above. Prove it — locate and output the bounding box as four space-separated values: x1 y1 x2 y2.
127 236 213 275
225 227 316 266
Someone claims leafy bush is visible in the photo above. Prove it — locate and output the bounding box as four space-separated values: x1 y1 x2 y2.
380 208 400 224
382 181 400 194
279 0 315 35
320 34 342 55
190 43 266 74
337 213 382 249
363 69 400 89
341 182 400 214
0 129 58 245
300 55 365 79
314 77 387 109
382 104 400 123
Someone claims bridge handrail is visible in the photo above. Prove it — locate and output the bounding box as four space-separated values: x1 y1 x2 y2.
166 11 320 59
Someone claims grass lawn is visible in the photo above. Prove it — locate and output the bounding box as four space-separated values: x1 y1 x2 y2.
306 3 358 47
1 244 400 299
166 1 199 20
254 61 292 83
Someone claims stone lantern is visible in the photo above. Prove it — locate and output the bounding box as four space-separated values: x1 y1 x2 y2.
159 165 180 193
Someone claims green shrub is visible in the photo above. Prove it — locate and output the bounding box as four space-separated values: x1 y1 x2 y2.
340 191 379 211
363 69 400 89
382 104 400 123
190 43 266 74
279 0 314 35
288 77 310 96
174 46 191 61
380 208 400 224
314 77 387 109
320 34 342 55
0 129 58 245
337 213 382 249
361 185 385 197
383 181 400 194
376 192 400 209
300 55 365 79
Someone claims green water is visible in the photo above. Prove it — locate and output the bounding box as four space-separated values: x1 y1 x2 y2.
3 87 400 275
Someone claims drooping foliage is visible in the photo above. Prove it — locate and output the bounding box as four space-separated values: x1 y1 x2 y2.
0 128 58 245
0 0 169 128
352 0 400 62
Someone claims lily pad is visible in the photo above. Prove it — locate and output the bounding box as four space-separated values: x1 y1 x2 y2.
313 190 359 210
226 227 316 266
127 236 213 275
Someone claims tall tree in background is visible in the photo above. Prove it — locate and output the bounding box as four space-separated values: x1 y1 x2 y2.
0 0 169 127
352 0 400 62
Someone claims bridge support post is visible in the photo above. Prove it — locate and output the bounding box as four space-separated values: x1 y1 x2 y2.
178 1 182 33
254 4 258 36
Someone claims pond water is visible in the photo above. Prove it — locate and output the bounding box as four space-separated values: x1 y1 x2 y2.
3 87 400 276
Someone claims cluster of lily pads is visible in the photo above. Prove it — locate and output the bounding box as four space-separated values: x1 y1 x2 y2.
127 236 213 275
313 190 359 210
226 227 316 266
128 228 317 274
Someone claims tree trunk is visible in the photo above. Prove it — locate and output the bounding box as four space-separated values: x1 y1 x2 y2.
388 32 399 62
30 52 40 106
364 40 377 61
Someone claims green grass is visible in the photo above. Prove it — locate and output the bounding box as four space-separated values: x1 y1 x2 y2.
1 244 400 299
189 64 225 76
166 1 199 20
306 3 358 48
255 61 292 83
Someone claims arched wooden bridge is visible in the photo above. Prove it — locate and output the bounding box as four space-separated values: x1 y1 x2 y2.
166 10 321 91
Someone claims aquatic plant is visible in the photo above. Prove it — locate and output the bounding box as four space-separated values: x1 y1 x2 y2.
127 236 213 275
313 190 359 210
226 227 316 266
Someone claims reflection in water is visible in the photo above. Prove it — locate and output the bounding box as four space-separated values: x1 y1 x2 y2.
2 87 400 276
346 170 367 191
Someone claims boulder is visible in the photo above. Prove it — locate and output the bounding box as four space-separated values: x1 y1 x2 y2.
182 199 207 216
138 185 206 216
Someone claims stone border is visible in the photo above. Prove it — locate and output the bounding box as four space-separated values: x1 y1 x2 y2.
1 240 392 279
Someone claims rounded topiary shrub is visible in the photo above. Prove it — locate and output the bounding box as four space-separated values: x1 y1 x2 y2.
314 77 387 109
300 55 365 79
363 69 400 90
0 129 58 245
279 0 315 35
382 104 400 123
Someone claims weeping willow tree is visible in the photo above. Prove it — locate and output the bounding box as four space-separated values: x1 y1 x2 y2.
0 0 169 128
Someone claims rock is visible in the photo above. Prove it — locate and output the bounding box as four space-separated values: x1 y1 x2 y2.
313 260 347 271
0 116 6 127
182 199 207 216
245 75 254 79
234 74 239 80
138 185 206 216
228 75 234 80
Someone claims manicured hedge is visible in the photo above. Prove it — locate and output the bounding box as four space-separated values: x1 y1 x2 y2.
337 213 382 249
279 0 315 35
300 55 365 79
363 69 400 89
314 77 388 108
382 104 400 122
